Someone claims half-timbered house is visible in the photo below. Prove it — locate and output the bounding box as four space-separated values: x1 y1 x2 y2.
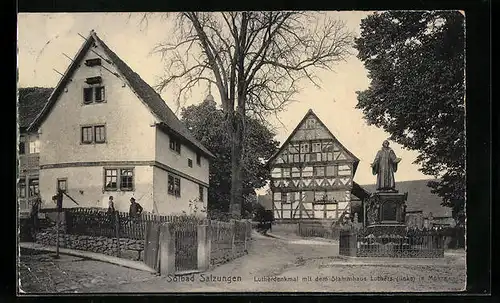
267 109 369 222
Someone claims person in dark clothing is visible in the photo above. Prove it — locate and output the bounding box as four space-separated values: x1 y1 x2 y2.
107 196 116 228
107 196 116 214
129 197 143 218
30 194 42 239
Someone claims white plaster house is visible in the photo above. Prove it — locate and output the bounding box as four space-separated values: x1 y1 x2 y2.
27 30 214 215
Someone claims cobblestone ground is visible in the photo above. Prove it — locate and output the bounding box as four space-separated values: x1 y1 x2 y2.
18 249 160 294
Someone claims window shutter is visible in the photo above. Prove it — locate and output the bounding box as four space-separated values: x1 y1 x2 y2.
85 76 102 84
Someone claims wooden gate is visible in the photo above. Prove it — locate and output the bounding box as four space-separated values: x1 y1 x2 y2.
173 222 198 272
143 221 161 272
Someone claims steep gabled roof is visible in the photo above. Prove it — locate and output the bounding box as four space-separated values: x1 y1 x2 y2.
18 87 53 131
267 109 360 174
361 179 452 218
28 30 214 159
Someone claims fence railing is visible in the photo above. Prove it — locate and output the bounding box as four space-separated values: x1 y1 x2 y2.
38 207 253 273
171 221 199 272
339 228 446 258
297 221 362 240
209 221 234 265
64 207 207 240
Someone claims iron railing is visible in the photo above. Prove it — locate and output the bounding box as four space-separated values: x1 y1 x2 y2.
171 221 198 272
339 227 447 258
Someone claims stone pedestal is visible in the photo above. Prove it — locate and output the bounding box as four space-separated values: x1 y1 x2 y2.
365 191 408 236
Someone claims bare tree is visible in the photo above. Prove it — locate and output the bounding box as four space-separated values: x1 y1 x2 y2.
148 12 353 218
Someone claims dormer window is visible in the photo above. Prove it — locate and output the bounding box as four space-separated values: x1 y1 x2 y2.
85 76 102 84
85 58 102 67
83 86 105 104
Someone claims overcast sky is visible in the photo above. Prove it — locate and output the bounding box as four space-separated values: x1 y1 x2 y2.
17 12 433 186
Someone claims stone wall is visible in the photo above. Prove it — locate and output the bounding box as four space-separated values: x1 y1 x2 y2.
210 240 249 267
35 227 144 261
208 221 252 267
271 223 298 234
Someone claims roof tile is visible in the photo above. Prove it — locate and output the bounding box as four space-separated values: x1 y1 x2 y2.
18 87 53 129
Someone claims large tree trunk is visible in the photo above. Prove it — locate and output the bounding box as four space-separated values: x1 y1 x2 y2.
229 110 244 219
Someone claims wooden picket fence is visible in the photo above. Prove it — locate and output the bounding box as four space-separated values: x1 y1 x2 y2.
65 207 206 240
297 221 361 240
59 207 252 273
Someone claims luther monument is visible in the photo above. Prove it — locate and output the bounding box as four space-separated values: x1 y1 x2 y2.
371 140 402 192
365 140 408 235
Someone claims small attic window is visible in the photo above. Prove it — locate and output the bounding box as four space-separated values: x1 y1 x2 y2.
85 58 102 67
85 76 102 85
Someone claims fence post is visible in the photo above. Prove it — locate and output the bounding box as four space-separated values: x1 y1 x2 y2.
244 221 249 252
159 222 175 276
197 224 210 271
349 231 357 257
230 219 236 258
55 210 61 259
114 211 121 257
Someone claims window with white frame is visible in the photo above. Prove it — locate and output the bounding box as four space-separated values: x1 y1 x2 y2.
312 142 322 153
81 126 93 143
120 169 134 191
83 86 105 104
300 143 310 153
28 178 39 197
104 168 134 191
29 140 40 153
81 125 106 144
94 125 106 143
168 174 181 197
